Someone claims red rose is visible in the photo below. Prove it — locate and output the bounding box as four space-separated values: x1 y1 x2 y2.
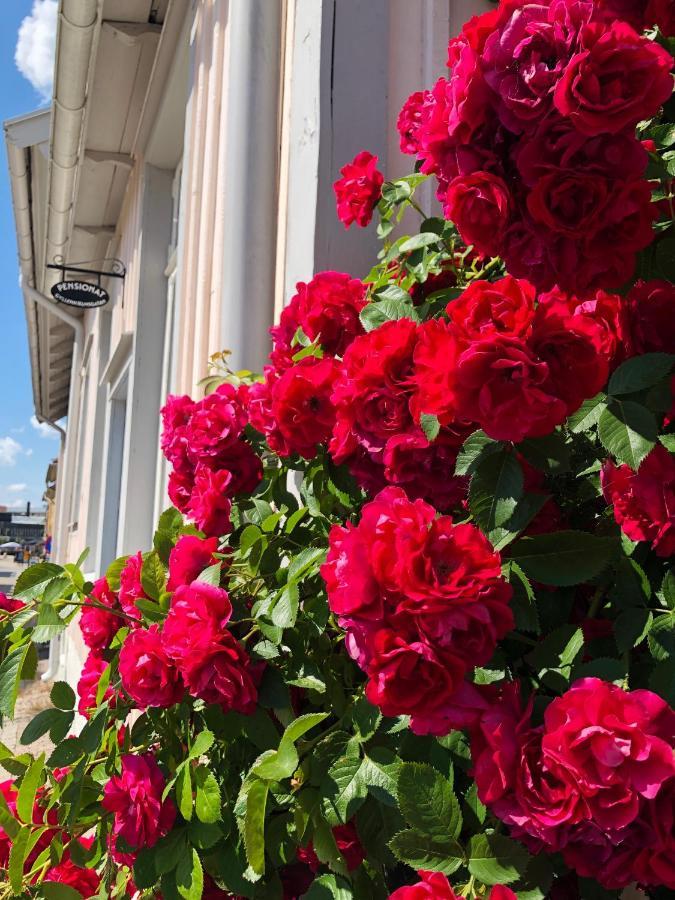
45 842 101 897
76 651 113 718
118 551 148 623
443 172 511 257
102 753 176 851
543 678 675 831
333 151 384 228
180 636 258 714
529 304 610 417
647 0 675 35
0 593 24 615
329 318 419 487
186 465 233 537
162 581 233 666
365 629 466 719
451 335 567 442
184 383 249 465
160 393 194 468
269 357 340 459
167 534 220 591
168 464 194 513
412 319 462 424
446 276 536 341
270 271 366 366
80 577 121 651
389 870 459 899
119 624 183 710
553 22 673 135
628 279 675 354
601 445 675 557
397 90 429 155
527 172 609 239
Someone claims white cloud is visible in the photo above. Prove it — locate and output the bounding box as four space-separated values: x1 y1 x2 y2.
25 448 34 458
4 498 27 510
15 0 58 102
0 438 22 467
6 484 27 493
10 427 25 435
30 415 59 439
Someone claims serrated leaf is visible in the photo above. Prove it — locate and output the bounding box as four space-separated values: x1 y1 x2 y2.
399 232 441 252
323 756 368 825
397 762 461 840
420 413 440 442
8 824 29 892
509 531 615 586
360 748 400 806
607 353 674 396
598 400 657 469
20 708 68 746
271 582 299 629
455 431 500 476
41 885 88 900
194 767 221 824
176 764 193 821
467 832 530 885
648 614 675 661
0 641 34 717
567 393 607 433
303 873 354 899
614 608 653 653
32 601 68 643
16 753 44 823
243 778 268 878
389 829 463 875
13 562 63 600
253 713 327 781
469 450 523 532
196 563 221 587
50 680 76 711
176 846 204 900
189 730 214 759
661 569 675 611
359 299 418 332
105 555 129 592
140 552 166 601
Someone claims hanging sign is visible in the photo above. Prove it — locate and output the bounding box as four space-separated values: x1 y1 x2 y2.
50 280 110 308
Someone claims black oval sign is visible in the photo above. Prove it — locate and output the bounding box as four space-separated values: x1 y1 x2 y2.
51 280 109 308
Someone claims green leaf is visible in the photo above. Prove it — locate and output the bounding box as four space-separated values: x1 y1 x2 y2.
176 765 193 821
288 547 326 583
608 353 674 396
322 756 368 826
469 450 523 532
648 614 675 661
360 748 401 807
397 762 461 840
507 561 539 634
48 737 84 767
20 708 68 746
106 555 129 592
303 874 354 899
50 680 76 711
243 778 268 879
518 432 570 473
399 232 441 252
196 563 221 587
614 608 653 653
141 551 166 601
389 829 463 875
420 413 440 442
359 298 418 332
194 767 221 824
41 885 88 900
660 569 675 611
252 713 328 781
526 625 585 678
352 697 381 742
189 730 215 759
467 832 530 885
16 753 44 823
8 824 29 892
598 400 657 470
455 431 500 476
13 562 63 600
0 787 20 839
32 602 68 644
509 531 615 586
0 641 34 717
567 393 607 433
271 583 299 629
176 846 204 900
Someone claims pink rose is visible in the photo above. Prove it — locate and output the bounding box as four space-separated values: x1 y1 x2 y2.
333 151 384 228
119 624 184 710
118 551 147 623
76 651 113 718
102 753 176 851
167 535 219 591
80 577 121 651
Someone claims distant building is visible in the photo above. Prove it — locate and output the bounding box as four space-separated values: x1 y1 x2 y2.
5 0 489 686
0 513 45 544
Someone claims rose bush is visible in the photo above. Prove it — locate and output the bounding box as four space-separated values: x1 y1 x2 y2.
0 1 673 897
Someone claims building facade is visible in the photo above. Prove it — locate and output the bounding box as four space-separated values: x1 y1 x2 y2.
5 0 487 686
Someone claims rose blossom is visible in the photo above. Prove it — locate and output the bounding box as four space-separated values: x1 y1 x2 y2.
45 839 101 897
118 551 147 622
397 90 429 155
270 271 367 367
443 171 511 257
0 593 24 615
102 753 176 851
333 151 383 228
162 581 233 665
119 624 183 710
446 275 535 341
628 279 675 355
80 577 121 651
179 635 258 714
186 464 233 537
553 21 673 135
77 651 113 718
167 534 220 591
601 445 675 557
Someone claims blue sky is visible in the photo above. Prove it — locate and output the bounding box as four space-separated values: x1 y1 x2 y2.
0 1 59 513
